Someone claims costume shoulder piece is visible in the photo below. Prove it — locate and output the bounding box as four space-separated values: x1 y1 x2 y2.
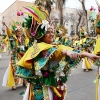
17 42 54 68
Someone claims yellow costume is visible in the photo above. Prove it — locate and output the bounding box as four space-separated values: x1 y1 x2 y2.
93 5 100 99
2 22 29 89
74 37 94 71
14 5 82 100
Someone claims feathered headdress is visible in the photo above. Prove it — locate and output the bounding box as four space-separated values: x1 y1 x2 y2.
95 0 100 12
11 22 23 32
22 5 50 39
89 6 96 21
55 24 67 37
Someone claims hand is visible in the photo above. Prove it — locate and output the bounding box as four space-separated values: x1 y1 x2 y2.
20 46 25 50
2 22 6 26
2 22 8 28
81 52 100 62
63 50 79 60
87 53 100 62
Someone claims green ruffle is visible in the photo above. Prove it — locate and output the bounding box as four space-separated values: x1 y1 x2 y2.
16 66 34 78
66 49 81 68
54 37 72 46
16 66 68 86
33 84 44 100
60 76 67 83
76 38 96 50
34 47 57 71
60 37 72 46
39 71 58 86
36 25 46 39
29 71 68 86
16 47 80 86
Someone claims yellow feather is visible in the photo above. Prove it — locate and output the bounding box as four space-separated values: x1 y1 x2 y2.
31 6 46 20
25 12 42 23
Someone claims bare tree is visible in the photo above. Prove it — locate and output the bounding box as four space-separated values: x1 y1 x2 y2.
35 0 69 26
55 0 68 26
78 0 88 33
76 11 83 35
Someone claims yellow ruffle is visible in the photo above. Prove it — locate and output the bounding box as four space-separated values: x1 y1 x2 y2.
18 42 54 69
73 40 79 46
55 37 59 41
58 45 73 51
18 43 73 69
25 37 29 47
6 63 15 87
84 57 92 69
93 38 100 55
51 45 73 60
65 38 68 42
79 38 86 45
3 36 8 45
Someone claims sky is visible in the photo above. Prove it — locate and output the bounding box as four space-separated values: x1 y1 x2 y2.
0 0 99 13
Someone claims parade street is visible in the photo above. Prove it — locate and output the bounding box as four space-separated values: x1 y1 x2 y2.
0 53 98 100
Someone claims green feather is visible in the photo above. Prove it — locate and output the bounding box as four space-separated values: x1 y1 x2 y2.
11 25 16 30
22 16 32 29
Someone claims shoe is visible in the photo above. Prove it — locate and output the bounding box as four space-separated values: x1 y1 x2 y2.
12 86 16 90
83 69 89 72
85 69 89 72
83 69 86 71
23 82 27 87
88 69 93 71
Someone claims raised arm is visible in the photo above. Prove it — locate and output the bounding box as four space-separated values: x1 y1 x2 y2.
2 22 11 37
2 22 8 28
62 50 100 62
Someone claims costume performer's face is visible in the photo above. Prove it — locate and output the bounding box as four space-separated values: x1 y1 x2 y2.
42 28 54 44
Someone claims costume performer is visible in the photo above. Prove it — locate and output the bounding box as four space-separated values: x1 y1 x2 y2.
2 21 28 89
54 25 71 47
93 1 100 99
14 5 100 100
74 30 96 71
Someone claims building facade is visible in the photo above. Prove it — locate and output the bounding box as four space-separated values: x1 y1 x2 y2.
1 0 92 36
1 0 32 34
50 6 92 36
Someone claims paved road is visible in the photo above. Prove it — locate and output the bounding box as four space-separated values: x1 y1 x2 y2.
0 53 25 100
67 62 97 100
0 53 98 100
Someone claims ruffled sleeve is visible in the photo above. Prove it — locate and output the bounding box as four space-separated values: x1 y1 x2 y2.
17 42 54 69
52 45 73 60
